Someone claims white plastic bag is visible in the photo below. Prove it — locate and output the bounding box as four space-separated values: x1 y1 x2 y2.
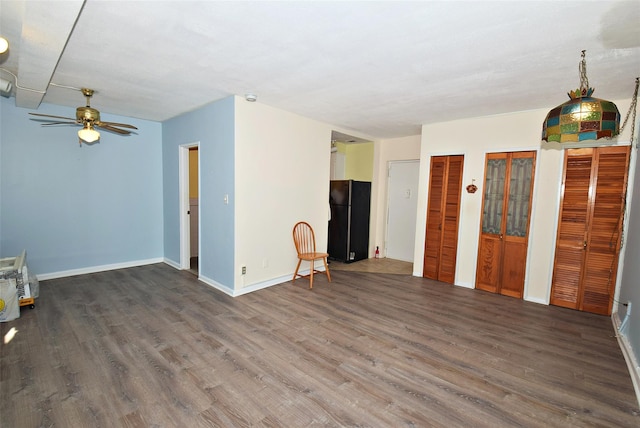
28 272 39 299
0 278 20 322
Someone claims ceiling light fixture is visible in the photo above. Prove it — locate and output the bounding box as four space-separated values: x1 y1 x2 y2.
542 50 620 144
245 93 257 102
0 36 8 54
78 124 100 144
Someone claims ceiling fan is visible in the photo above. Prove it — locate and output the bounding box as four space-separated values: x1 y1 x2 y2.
29 88 138 145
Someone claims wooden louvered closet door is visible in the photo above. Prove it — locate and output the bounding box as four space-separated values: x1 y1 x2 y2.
476 151 536 298
423 155 464 283
550 146 630 315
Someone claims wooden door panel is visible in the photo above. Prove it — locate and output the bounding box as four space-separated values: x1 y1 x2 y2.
581 147 629 314
582 252 616 314
557 221 588 242
551 151 592 309
500 153 535 294
559 152 592 242
423 157 445 279
476 153 506 293
500 240 527 298
550 246 583 308
438 229 458 283
588 217 621 249
550 146 630 315
476 151 535 298
424 156 463 283
439 155 463 283
422 245 440 279
476 236 501 292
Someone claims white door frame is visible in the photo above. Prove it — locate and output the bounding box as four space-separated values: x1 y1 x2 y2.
179 142 200 270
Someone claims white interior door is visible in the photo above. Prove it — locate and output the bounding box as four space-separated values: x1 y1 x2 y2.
386 160 420 262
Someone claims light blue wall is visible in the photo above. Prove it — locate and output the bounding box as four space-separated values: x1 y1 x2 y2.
0 97 163 275
618 149 640 360
162 96 235 288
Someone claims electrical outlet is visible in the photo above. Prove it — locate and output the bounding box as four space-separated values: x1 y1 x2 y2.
262 258 269 268
241 266 246 275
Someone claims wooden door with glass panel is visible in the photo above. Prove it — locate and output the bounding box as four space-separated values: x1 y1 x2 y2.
476 151 536 298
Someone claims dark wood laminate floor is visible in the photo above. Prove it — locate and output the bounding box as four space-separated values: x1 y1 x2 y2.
1 263 638 427
329 257 413 275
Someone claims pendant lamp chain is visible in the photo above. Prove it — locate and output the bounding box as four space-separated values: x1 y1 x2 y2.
579 50 589 95
619 77 639 147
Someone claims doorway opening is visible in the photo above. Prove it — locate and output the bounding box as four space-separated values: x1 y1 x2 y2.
179 142 200 274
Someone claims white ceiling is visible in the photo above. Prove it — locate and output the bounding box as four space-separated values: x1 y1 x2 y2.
1 0 639 140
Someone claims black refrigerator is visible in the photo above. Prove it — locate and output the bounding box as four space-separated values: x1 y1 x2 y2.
328 180 371 263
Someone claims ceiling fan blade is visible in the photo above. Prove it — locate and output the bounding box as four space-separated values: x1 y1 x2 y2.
29 112 77 121
95 124 132 135
97 120 138 130
41 121 79 126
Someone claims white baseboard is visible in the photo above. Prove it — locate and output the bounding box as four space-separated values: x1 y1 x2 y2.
198 275 235 296
37 257 164 281
612 312 640 408
198 268 320 297
234 273 293 296
163 257 181 270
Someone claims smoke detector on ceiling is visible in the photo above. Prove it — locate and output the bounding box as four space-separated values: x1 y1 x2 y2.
245 93 257 102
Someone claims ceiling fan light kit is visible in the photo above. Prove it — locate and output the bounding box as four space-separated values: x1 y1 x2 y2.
0 36 8 54
29 87 138 146
78 125 100 143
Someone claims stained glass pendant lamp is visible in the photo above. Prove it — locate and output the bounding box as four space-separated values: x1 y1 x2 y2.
542 50 620 143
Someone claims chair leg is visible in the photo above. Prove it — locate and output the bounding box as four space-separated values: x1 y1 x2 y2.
309 261 314 289
293 259 302 282
323 257 331 282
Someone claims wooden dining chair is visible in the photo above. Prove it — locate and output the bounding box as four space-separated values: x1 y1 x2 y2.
292 221 331 289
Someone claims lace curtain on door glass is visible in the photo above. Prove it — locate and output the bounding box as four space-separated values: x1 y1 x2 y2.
482 159 505 235
506 158 533 237
482 157 533 237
